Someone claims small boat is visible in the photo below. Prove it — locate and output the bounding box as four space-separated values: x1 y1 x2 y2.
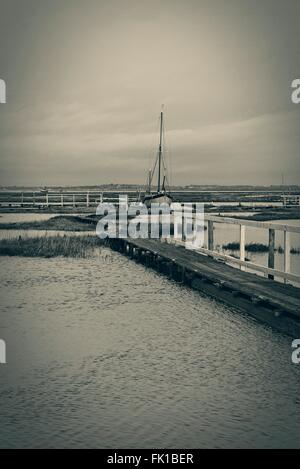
142 107 173 208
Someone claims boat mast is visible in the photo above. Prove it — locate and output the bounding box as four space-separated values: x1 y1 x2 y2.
148 168 152 194
157 106 163 192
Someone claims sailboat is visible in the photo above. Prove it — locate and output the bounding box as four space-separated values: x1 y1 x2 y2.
142 107 173 208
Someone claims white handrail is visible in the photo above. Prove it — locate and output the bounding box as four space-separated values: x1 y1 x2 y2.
168 213 300 285
205 214 300 234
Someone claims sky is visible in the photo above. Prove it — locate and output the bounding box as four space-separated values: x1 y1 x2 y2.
0 0 299 186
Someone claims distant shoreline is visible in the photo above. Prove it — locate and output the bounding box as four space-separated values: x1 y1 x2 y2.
1 184 300 192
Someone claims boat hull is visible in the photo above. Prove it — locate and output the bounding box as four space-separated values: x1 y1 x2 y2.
143 193 173 208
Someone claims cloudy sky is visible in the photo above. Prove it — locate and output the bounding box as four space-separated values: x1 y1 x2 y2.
0 0 299 186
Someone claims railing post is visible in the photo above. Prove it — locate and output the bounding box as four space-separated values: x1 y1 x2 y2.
21 192 24 206
240 224 245 270
33 192 35 206
284 230 290 284
86 191 90 207
268 228 275 279
208 220 214 251
46 192 49 207
73 194 76 208
61 193 64 207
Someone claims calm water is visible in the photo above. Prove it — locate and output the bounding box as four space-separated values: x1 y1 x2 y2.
1 249 300 448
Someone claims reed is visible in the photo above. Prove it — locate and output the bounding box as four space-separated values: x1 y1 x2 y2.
222 242 300 254
0 235 102 258
245 242 269 252
222 242 271 252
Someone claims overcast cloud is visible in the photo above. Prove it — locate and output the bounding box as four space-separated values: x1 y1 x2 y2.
0 0 299 186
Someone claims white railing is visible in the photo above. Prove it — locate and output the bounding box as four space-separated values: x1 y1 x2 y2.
0 190 138 208
168 214 300 285
198 215 300 285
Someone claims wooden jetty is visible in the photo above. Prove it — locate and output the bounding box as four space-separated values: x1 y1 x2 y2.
107 236 300 337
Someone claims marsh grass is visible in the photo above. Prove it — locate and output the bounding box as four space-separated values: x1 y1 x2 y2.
0 215 97 231
221 241 269 252
222 242 300 254
245 242 270 252
0 235 103 258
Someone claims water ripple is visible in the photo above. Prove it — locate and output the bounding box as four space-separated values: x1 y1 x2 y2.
0 251 300 448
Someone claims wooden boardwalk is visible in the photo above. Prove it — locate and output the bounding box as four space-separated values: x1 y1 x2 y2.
109 237 300 336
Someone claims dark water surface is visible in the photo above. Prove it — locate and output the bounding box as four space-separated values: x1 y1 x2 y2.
0 249 300 448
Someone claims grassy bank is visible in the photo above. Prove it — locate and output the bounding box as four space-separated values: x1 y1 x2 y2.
0 235 102 258
0 215 97 231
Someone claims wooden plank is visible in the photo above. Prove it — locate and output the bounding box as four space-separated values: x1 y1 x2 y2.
166 235 298 284
240 224 245 271
190 246 299 284
268 229 275 279
207 220 214 251
284 231 291 284
126 238 300 319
